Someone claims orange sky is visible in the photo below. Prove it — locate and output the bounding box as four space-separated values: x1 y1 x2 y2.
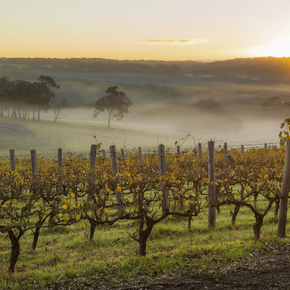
1 0 290 61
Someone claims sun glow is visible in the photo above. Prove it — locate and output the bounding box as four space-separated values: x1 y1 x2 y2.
249 40 290 58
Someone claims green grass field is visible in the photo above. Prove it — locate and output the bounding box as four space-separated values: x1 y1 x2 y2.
0 117 189 158
0 200 289 290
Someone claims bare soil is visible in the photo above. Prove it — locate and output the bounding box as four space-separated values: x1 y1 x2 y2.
48 244 290 290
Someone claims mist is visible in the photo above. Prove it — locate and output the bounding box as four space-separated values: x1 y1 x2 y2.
2 58 290 152
41 94 285 151
51 80 289 141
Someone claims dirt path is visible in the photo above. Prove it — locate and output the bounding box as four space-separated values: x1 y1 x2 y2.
129 267 290 289
50 245 290 290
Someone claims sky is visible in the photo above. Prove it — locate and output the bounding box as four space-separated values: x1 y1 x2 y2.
1 0 290 61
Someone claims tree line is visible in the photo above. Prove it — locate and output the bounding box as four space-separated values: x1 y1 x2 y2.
0 75 68 122
2 56 290 83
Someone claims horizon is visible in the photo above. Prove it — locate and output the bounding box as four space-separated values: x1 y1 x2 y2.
0 56 287 63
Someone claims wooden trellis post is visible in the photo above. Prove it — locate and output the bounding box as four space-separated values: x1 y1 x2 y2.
120 148 125 161
110 145 124 214
158 144 169 214
278 139 290 237
198 143 202 161
177 145 181 155
208 140 216 228
224 142 227 161
57 148 62 175
87 144 97 201
138 147 142 165
30 150 37 180
10 149 16 171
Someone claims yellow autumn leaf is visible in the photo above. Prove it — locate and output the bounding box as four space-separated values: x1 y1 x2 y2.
62 204 68 210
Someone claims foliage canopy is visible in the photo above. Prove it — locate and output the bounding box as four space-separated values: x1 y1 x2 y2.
94 86 132 128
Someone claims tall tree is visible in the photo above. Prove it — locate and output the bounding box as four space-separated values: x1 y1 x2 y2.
35 75 60 121
94 86 132 128
0 88 7 117
53 98 69 122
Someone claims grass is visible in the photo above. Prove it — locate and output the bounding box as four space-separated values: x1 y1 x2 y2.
0 117 187 157
0 117 286 288
0 201 289 289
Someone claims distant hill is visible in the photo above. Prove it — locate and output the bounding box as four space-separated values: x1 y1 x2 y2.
1 56 290 85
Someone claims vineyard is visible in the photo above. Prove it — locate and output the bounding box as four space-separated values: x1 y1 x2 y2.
0 142 288 288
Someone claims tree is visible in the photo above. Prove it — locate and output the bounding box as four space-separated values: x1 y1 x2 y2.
0 88 7 117
36 75 60 121
94 86 132 128
261 96 283 108
53 98 69 122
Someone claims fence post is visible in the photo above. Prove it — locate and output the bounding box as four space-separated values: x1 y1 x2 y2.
120 148 125 161
224 142 227 161
158 144 169 214
31 150 37 180
138 147 142 165
57 148 62 175
89 145 97 169
87 145 97 201
280 139 284 148
198 143 202 161
264 143 267 153
110 145 124 214
102 150 106 158
177 146 181 155
241 145 244 153
208 140 216 228
10 149 16 171
278 139 290 237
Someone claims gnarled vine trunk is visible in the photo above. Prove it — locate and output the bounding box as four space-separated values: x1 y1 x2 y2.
138 221 154 256
231 205 240 226
253 214 263 241
8 229 24 273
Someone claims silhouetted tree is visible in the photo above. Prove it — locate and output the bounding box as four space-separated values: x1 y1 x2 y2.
94 86 132 128
36 75 60 120
53 98 69 122
0 88 7 117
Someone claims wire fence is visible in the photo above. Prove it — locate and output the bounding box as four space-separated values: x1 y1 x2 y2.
0 139 283 160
